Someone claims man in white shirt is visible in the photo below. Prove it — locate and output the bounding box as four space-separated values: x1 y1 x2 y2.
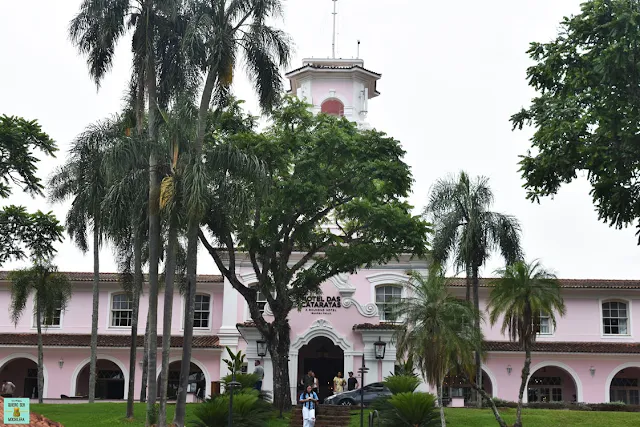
1 380 15 397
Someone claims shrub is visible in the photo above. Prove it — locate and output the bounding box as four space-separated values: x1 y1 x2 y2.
379 392 439 427
491 397 515 408
383 375 421 395
220 374 272 401
189 392 271 427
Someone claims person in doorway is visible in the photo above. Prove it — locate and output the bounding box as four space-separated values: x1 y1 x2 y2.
1 380 15 397
299 384 318 427
301 370 314 391
347 372 358 391
311 371 319 395
332 372 346 394
253 360 265 391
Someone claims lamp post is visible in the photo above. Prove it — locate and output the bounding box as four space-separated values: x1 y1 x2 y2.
373 337 386 360
227 371 241 427
358 354 369 427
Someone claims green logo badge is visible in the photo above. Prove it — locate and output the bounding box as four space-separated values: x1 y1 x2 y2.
3 398 29 424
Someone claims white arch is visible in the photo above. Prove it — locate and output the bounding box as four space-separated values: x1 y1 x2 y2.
290 319 354 352
156 356 212 398
604 362 640 403
481 365 499 398
70 354 128 400
524 361 583 403
0 353 48 398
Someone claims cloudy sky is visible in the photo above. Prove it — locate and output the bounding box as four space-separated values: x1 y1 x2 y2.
1 0 637 279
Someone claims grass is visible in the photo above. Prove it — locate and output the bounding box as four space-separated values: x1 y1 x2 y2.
31 402 290 427
32 403 640 427
348 407 640 426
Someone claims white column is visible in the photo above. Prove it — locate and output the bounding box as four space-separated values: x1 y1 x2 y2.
289 352 298 404
219 277 238 334
344 354 354 377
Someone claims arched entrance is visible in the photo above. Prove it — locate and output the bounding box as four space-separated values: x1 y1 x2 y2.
442 369 493 406
0 357 40 398
157 361 206 400
75 359 125 399
526 365 578 403
298 336 344 402
608 366 640 404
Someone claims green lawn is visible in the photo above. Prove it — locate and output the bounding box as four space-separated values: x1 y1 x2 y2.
31 403 640 427
349 407 640 426
31 402 290 427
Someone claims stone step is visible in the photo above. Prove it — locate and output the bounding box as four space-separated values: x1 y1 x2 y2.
289 405 352 427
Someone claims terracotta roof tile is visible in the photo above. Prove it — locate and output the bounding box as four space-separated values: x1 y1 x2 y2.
0 334 220 349
448 278 640 289
237 321 257 328
285 64 381 78
0 271 223 283
352 323 403 331
485 340 640 354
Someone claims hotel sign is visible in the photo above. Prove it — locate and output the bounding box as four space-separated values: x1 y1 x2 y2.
302 296 342 315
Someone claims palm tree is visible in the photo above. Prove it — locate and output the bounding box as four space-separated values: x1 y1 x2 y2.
488 260 566 427
8 264 72 404
174 2 291 421
394 269 492 427
48 120 115 403
425 171 523 405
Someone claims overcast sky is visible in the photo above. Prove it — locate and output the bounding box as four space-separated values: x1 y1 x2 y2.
2 0 637 279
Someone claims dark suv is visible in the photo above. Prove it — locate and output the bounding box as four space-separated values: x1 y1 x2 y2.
323 382 392 406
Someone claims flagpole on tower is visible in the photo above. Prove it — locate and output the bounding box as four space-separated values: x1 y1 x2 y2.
332 0 338 58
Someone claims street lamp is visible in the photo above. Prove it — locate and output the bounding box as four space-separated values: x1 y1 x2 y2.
357 354 370 427
58 358 64 369
257 339 268 357
227 372 241 427
373 337 386 360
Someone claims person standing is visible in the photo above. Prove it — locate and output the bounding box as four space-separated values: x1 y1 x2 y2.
311 371 319 395
253 360 265 391
347 372 358 391
299 385 318 427
301 370 314 391
1 380 15 397
332 372 346 394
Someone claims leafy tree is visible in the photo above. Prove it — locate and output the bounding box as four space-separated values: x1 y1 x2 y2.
488 260 566 427
8 264 72 404
174 1 291 423
393 269 499 427
0 115 63 264
48 118 117 403
511 0 640 243
199 98 430 411
425 171 522 405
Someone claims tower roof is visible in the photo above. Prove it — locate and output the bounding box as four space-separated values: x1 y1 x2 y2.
285 58 381 98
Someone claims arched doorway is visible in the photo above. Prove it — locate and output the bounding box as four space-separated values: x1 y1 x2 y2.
321 99 345 116
0 357 40 398
76 359 125 399
441 369 493 406
526 365 577 403
609 366 640 404
298 336 344 402
157 361 206 400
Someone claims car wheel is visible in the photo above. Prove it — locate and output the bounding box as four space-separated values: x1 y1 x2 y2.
339 399 355 406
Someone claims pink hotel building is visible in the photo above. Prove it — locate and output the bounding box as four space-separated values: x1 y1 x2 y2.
1 57 640 406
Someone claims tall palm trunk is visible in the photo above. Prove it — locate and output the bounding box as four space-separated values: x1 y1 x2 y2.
88 226 100 403
174 68 216 427
438 381 446 427
514 344 531 427
145 9 161 425
159 224 178 427
465 265 471 301
126 233 143 419
472 265 482 408
35 297 44 404
140 311 150 402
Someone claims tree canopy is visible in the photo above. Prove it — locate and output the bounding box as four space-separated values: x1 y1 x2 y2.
0 115 63 265
511 0 640 242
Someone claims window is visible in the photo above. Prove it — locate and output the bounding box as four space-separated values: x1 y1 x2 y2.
111 294 133 327
376 286 402 322
194 294 211 329
610 378 640 404
321 99 344 116
527 376 563 402
602 301 629 335
33 308 62 328
536 311 552 335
